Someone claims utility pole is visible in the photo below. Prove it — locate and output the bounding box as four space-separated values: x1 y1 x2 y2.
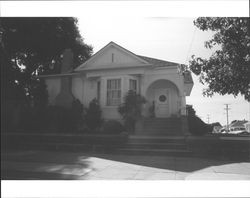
224 104 230 131
207 114 210 124
249 102 250 121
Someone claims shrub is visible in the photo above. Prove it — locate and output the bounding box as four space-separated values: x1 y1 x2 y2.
186 104 211 136
19 105 36 131
46 106 72 133
118 90 146 133
188 115 210 135
85 98 103 131
13 98 86 133
102 120 124 135
71 99 85 132
31 79 48 109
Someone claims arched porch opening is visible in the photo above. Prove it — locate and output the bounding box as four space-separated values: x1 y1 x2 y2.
144 79 181 118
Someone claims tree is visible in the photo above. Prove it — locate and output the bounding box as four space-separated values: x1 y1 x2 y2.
1 17 93 131
189 17 250 101
1 17 93 105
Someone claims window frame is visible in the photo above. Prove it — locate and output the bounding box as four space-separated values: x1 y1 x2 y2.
129 79 137 93
97 80 101 103
106 78 122 106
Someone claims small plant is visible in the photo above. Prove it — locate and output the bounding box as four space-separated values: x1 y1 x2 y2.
118 90 146 133
102 120 125 135
86 98 103 131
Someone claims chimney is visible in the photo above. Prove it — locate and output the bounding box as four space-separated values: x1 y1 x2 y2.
61 49 73 73
55 49 74 108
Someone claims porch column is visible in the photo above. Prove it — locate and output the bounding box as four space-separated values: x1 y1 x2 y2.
180 94 187 116
180 93 190 135
100 77 106 107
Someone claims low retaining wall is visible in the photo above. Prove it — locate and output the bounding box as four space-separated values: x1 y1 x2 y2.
2 132 129 153
186 135 250 160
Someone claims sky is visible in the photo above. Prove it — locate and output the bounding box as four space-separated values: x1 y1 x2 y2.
1 1 249 125
77 17 250 125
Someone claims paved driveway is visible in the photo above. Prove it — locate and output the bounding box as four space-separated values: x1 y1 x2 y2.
2 150 250 180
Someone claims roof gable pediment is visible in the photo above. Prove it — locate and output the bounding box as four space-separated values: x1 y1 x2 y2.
75 42 150 71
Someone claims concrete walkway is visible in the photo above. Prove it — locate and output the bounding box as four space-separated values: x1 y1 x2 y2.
2 150 250 180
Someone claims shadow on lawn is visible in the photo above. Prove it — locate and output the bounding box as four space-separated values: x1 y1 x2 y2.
2 149 249 180
90 153 249 173
1 151 93 179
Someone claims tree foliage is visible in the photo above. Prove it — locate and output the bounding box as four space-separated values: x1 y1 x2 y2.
118 90 146 133
189 17 250 101
1 17 93 105
118 90 146 120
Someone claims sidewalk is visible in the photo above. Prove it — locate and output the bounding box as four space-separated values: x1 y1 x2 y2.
2 150 250 180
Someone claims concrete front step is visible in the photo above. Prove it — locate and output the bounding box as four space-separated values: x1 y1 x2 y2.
122 142 187 150
144 120 181 124
117 148 192 157
121 135 191 156
137 133 183 137
144 121 181 124
144 120 181 123
143 126 181 130
141 118 182 136
142 129 181 133
144 118 181 121
144 123 181 127
128 136 186 144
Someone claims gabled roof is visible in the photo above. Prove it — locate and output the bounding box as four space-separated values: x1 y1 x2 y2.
230 120 248 128
137 55 180 67
75 41 182 72
38 41 186 78
75 41 151 71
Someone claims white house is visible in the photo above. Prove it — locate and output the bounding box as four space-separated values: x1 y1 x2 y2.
39 41 194 135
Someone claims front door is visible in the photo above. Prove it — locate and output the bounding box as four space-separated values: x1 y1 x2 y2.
154 88 170 117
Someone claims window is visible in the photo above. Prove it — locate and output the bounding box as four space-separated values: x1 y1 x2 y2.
129 79 137 92
97 81 101 102
107 79 121 106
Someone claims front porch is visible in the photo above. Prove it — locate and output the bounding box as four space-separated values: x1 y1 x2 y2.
142 78 187 118
135 116 189 136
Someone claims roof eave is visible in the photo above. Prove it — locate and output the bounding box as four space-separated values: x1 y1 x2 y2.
77 64 153 72
36 72 79 78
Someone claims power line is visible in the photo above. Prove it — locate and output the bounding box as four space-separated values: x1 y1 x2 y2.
185 26 197 65
249 102 250 121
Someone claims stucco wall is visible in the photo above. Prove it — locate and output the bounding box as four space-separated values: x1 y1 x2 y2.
141 67 183 96
82 78 98 107
44 65 186 119
45 78 61 105
72 76 84 104
45 76 86 106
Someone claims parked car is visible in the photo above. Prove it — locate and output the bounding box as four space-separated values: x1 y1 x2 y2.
220 128 229 133
238 131 250 135
228 127 248 134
